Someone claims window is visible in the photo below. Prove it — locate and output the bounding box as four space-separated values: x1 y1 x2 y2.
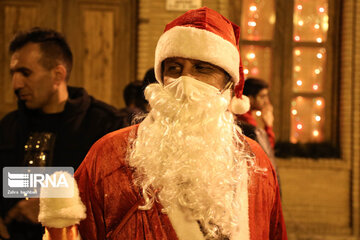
231 0 340 150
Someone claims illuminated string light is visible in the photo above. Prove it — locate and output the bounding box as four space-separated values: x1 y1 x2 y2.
317 53 323 59
316 37 322 43
319 7 325 13
296 80 303 86
295 66 301 72
249 5 257 11
297 5 303 10
295 49 301 56
294 35 301 41
314 24 320 29
315 69 321 74
256 111 262 116
247 52 256 59
297 124 303 130
292 109 298 115
315 115 321 121
244 69 249 74
251 67 259 75
298 20 304 26
313 84 319 90
313 130 319 137
316 99 323 106
248 21 257 27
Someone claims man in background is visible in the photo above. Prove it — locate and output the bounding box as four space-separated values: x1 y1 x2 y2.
237 78 275 158
0 27 124 239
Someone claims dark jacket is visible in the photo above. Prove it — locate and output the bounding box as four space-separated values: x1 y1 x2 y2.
0 86 124 170
0 87 124 239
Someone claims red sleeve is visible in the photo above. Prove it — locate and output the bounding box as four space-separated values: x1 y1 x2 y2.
265 126 276 149
74 145 106 240
269 175 287 239
246 137 287 240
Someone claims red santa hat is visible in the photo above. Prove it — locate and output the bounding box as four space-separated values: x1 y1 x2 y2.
154 6 250 114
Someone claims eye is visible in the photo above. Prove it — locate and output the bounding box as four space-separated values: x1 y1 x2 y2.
22 71 31 77
195 63 215 73
164 63 182 75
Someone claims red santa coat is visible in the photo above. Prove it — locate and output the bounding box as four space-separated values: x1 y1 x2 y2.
74 125 287 240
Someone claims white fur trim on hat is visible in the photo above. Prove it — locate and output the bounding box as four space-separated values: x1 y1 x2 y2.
230 95 250 114
155 26 240 84
38 171 86 228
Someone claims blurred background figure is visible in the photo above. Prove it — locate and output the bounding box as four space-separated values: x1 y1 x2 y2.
0 27 124 240
119 68 157 127
237 78 275 156
236 78 280 191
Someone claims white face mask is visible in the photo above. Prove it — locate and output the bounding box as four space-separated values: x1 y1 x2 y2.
163 76 231 104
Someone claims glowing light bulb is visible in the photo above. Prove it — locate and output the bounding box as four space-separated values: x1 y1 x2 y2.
314 24 320 29
297 124 303 130
256 111 262 116
315 69 321 74
317 53 323 59
315 115 321 121
251 67 259 75
296 80 303 86
297 5 303 10
294 66 301 72
313 84 319 91
319 7 325 13
248 21 257 27
292 109 298 115
249 5 257 11
295 49 301 56
316 37 322 43
294 35 301 41
316 100 322 106
313 130 319 137
298 20 304 26
247 53 256 59
244 69 249 74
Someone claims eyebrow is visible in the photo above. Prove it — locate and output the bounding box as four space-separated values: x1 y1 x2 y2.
10 67 31 75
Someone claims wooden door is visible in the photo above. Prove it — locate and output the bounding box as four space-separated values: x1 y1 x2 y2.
0 0 137 118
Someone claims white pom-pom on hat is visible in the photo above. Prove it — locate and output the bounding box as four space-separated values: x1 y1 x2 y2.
230 95 250 115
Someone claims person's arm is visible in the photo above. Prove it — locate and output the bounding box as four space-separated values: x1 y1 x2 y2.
39 146 106 240
269 178 287 240
38 171 87 240
74 159 106 240
262 104 275 149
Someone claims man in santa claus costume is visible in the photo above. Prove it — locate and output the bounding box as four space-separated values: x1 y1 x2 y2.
39 6 287 240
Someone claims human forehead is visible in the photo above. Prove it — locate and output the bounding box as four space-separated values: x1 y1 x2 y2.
257 88 269 97
10 43 43 67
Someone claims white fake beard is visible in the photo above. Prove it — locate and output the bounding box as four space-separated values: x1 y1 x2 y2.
128 78 254 238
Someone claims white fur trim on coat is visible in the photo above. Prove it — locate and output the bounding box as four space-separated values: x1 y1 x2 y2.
155 26 240 84
38 171 86 228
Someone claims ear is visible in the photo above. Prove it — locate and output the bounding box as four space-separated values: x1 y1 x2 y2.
52 65 67 86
